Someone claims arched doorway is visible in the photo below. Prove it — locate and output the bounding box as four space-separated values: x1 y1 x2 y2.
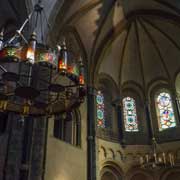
126 168 153 180
101 171 118 180
161 169 180 180
165 172 180 180
100 162 123 180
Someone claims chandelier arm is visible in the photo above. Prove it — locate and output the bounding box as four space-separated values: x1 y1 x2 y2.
16 31 28 44
7 10 35 45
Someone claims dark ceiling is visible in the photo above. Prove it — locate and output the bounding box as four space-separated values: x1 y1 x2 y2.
0 0 27 39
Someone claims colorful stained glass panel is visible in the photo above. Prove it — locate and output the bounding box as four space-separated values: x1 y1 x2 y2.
123 97 139 132
156 92 176 131
96 91 105 128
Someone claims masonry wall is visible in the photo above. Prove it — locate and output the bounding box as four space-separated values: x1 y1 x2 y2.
45 101 87 180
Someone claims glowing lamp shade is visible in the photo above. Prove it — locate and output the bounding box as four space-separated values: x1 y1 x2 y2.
26 33 36 64
67 64 79 76
79 58 85 86
58 42 68 72
59 59 67 71
79 75 85 85
27 48 35 63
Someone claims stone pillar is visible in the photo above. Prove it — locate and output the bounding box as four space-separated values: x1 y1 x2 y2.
87 86 97 180
116 104 123 143
28 118 47 180
4 114 24 180
0 115 11 180
145 102 153 142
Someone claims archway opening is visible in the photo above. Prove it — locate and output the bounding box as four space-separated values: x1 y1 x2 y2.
101 171 117 180
100 164 123 180
164 172 180 180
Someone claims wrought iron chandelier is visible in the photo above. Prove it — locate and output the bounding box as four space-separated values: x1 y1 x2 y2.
139 137 175 169
0 1 86 117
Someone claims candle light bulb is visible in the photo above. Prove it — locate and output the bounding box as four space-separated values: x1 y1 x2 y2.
158 157 162 163
139 156 144 166
145 154 149 163
162 152 166 164
154 153 157 163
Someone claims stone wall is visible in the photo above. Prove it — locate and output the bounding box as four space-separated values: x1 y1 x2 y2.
97 138 180 180
45 101 87 180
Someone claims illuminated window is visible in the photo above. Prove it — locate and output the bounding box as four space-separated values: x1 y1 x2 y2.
155 92 176 131
96 91 105 128
123 97 138 132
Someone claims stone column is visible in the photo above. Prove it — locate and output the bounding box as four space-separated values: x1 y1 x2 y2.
145 102 153 142
28 118 47 180
116 104 123 143
4 115 24 180
87 86 97 180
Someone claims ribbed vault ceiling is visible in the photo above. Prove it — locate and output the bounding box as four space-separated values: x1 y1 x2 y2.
99 13 180 92
43 0 180 91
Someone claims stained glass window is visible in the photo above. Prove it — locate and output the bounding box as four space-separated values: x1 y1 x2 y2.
123 97 139 132
155 92 176 131
96 91 105 128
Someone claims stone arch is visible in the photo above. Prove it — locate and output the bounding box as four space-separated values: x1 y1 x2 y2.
121 81 145 103
121 81 149 144
148 78 170 102
96 73 120 99
126 168 153 180
100 161 124 180
116 150 124 161
107 148 115 159
148 81 180 141
96 73 120 132
99 146 107 159
160 168 180 180
175 71 180 99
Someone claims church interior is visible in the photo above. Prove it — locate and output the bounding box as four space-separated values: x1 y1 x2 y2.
0 0 180 180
